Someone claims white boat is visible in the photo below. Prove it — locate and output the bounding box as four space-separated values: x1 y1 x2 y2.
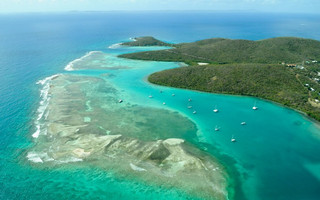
215 125 219 131
252 102 258 110
172 94 175 96
193 110 197 114
119 99 123 103
187 106 192 109
148 95 153 98
231 135 236 142
163 102 166 105
213 105 219 113
241 122 246 125
188 98 192 102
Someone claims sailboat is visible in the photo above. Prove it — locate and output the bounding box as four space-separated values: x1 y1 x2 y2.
231 135 236 142
252 102 258 110
215 125 220 131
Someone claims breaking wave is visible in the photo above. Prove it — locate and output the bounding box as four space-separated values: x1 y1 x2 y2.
32 74 60 138
64 51 101 71
108 43 122 49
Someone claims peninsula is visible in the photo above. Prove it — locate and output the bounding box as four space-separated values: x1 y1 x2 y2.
120 36 320 121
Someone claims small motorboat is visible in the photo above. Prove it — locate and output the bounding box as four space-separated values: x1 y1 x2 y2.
187 106 193 109
172 93 175 96
119 99 123 103
188 98 192 102
148 95 153 98
241 122 246 125
231 135 236 142
193 110 197 114
215 125 219 131
163 102 166 105
213 105 219 113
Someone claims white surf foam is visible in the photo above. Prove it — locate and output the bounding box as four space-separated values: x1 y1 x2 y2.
36 74 59 85
33 74 59 138
37 98 50 121
108 43 122 49
39 83 49 99
57 157 83 164
27 154 43 163
44 110 49 120
27 152 54 163
64 51 101 71
32 125 41 138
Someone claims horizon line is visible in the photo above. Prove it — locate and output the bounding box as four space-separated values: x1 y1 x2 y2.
0 9 319 15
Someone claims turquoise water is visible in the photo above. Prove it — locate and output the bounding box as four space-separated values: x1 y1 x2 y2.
1 12 320 200
61 49 320 200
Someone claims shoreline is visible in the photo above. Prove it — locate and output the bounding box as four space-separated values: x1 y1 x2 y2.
120 36 320 122
144 62 320 126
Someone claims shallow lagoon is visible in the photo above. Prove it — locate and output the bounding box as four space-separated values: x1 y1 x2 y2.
28 45 320 199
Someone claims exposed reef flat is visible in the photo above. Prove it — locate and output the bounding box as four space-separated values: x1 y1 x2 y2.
35 133 228 199
29 69 230 199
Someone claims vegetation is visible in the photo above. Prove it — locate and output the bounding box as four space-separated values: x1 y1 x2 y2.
121 36 173 47
120 37 320 64
120 37 320 121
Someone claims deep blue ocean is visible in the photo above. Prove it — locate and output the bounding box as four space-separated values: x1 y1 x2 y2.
0 12 320 200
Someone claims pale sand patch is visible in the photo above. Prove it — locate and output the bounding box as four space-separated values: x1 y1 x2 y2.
163 138 184 146
198 62 209 65
72 148 91 158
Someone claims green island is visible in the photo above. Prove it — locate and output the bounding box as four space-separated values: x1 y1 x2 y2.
120 36 320 121
122 36 173 47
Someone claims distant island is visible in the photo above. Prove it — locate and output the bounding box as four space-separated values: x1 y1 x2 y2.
122 37 173 47
120 36 320 121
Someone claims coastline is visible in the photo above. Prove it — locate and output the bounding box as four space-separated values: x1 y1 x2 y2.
144 59 318 123
120 36 320 122
148 72 320 126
